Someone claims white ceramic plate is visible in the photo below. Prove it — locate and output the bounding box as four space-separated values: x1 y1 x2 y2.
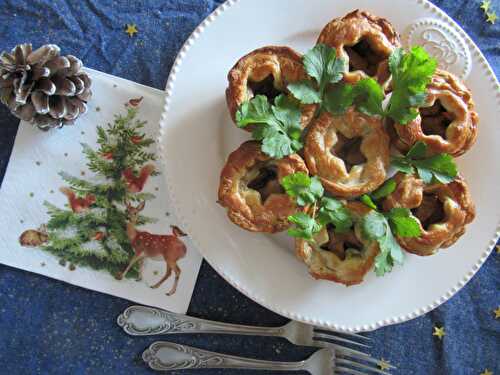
159 0 500 332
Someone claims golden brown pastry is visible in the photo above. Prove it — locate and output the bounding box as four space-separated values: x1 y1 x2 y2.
218 141 308 233
304 108 390 198
226 46 316 131
391 69 479 157
382 173 475 256
295 202 379 286
317 9 400 85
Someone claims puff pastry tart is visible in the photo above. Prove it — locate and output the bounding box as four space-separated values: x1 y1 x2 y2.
317 9 400 85
304 108 390 198
218 141 308 233
296 202 379 286
226 46 315 131
382 173 475 256
391 69 479 157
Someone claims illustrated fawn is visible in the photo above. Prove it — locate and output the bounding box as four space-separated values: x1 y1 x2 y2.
117 200 187 296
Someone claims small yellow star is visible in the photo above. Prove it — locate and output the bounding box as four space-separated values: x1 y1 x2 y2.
125 24 138 37
481 0 491 12
496 245 500 254
433 325 446 340
494 306 500 319
480 369 493 375
378 359 391 371
486 12 498 24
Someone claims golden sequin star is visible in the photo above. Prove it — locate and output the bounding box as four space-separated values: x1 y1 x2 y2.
481 0 491 12
378 359 391 371
433 325 445 340
480 369 493 375
494 306 500 319
496 245 500 254
125 24 138 37
487 12 498 24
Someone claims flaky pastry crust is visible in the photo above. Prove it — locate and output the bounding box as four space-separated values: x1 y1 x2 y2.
317 9 400 85
295 202 379 286
304 108 390 198
226 46 316 131
218 141 308 233
382 173 475 256
391 69 479 157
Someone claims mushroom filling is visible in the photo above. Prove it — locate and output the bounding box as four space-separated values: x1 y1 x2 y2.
247 165 284 202
420 100 454 138
320 225 362 260
332 133 367 172
411 193 446 230
247 75 282 102
345 39 385 77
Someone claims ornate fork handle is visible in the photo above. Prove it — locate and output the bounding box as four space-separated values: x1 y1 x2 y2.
143 342 306 371
117 305 285 336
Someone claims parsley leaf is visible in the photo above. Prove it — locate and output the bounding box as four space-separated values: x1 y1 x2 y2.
386 46 437 124
352 78 385 116
386 208 421 237
303 44 346 90
287 212 322 240
360 194 378 210
391 141 457 184
236 95 303 159
371 178 397 200
317 197 353 233
287 80 322 104
235 95 274 127
360 211 405 276
288 44 346 113
281 172 324 206
323 83 355 115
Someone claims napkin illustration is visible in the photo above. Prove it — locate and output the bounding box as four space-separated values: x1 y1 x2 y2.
0 70 202 313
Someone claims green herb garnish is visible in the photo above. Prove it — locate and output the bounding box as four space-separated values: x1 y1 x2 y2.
391 141 457 184
288 44 347 109
236 94 303 158
282 172 352 240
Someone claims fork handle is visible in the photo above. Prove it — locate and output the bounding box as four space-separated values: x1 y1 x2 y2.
143 342 306 371
118 305 284 336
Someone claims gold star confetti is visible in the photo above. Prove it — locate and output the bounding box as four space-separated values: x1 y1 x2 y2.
487 12 497 24
433 325 445 340
494 307 500 319
480 369 493 375
496 245 500 254
125 24 138 37
378 359 391 371
481 0 491 12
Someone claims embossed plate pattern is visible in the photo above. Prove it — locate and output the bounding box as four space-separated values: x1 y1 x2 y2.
158 0 500 332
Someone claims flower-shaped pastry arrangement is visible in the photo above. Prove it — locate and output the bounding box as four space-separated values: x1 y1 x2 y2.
217 10 478 286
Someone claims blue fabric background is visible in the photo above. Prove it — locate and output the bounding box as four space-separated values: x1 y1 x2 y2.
0 1 498 374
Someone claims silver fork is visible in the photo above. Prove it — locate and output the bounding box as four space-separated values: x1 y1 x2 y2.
143 341 382 374
118 305 394 373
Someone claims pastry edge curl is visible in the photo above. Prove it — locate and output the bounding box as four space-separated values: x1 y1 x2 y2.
218 141 308 233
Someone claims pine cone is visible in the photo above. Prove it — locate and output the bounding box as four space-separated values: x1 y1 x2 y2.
0 43 92 130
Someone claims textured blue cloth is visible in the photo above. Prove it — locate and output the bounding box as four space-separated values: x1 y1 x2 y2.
0 1 498 374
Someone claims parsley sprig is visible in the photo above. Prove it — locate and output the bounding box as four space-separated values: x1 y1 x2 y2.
358 178 422 275
359 201 421 276
281 172 352 240
287 44 347 109
297 46 437 124
236 94 303 158
391 141 457 184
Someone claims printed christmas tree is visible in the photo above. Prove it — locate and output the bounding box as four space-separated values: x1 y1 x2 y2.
40 101 158 278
